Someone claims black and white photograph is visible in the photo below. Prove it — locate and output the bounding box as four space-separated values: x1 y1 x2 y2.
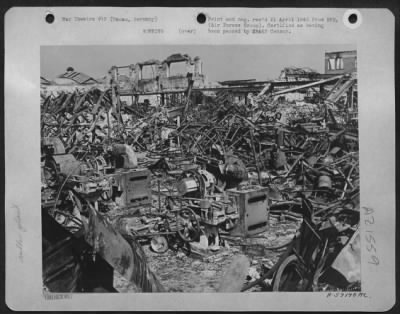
5 7 395 311
40 45 361 293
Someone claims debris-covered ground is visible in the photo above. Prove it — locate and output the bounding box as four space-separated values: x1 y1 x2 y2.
112 217 300 293
41 61 360 293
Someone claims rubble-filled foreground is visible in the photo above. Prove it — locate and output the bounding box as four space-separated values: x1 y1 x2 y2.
41 72 360 293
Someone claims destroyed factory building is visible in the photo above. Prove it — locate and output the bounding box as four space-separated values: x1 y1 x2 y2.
41 51 361 293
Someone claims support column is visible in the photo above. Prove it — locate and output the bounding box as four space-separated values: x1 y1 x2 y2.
161 93 165 106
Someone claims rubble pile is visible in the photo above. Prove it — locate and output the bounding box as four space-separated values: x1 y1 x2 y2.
41 67 360 292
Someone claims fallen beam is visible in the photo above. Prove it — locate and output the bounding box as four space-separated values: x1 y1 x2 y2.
271 75 343 96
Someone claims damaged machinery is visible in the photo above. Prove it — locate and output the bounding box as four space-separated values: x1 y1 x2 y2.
41 54 359 293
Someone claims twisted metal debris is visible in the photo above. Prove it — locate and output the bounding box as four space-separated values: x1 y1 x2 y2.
41 64 359 292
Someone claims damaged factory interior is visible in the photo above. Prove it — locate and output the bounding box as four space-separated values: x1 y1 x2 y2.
41 48 361 293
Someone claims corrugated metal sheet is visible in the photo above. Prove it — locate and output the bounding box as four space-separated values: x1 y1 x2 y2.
59 71 98 84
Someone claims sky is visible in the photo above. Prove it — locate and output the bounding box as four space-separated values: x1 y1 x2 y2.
41 44 356 82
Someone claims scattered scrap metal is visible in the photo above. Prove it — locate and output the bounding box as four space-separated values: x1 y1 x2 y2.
41 61 359 292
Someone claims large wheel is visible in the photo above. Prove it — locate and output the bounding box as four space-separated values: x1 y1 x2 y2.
272 255 309 291
176 207 201 242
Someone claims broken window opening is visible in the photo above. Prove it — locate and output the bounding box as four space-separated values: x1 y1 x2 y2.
335 57 344 70
328 58 336 70
141 65 158 80
169 61 188 78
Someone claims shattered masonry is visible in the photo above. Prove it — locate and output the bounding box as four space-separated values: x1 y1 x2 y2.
41 51 360 293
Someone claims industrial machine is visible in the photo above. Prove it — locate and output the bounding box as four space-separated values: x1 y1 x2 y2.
42 138 151 210
41 137 162 292
176 169 216 198
226 185 269 237
174 168 270 248
112 168 152 209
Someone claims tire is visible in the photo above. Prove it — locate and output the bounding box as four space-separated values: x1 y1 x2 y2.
272 255 308 291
